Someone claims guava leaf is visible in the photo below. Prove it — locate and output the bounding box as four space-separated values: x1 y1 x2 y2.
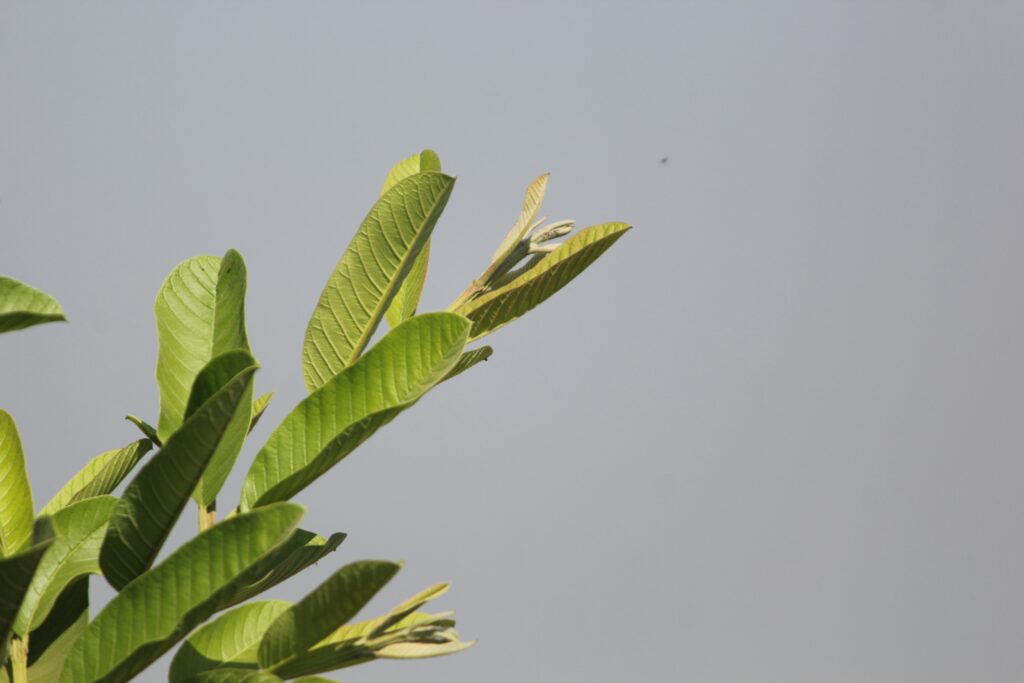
14 496 116 634
302 172 455 391
455 222 631 340
155 250 251 441
60 503 304 683
39 440 152 516
0 276 65 333
243 313 468 510
169 600 291 682
0 519 55 664
0 410 34 557
382 150 441 329
258 561 401 671
100 364 257 590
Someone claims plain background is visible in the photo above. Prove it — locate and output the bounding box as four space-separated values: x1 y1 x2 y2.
3 2 1024 681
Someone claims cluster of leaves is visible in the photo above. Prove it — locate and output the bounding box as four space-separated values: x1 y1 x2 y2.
0 150 629 682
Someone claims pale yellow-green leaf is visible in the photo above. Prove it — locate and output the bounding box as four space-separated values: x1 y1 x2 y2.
39 440 151 516
0 410 34 557
0 276 65 333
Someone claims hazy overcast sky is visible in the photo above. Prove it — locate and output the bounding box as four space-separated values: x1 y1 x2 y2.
2 2 1024 682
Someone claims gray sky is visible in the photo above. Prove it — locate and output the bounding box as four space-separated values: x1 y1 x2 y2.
3 2 1024 682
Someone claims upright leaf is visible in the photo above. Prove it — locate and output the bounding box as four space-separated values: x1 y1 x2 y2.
60 502 305 683
0 410 34 557
0 276 65 333
258 561 401 671
302 172 456 391
243 313 469 510
100 364 257 590
382 150 442 329
491 173 549 263
455 222 631 340
14 496 116 634
169 600 291 682
39 440 152 516
155 250 251 441
185 351 258 506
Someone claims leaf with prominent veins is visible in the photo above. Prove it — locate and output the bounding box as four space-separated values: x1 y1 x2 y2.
302 172 455 391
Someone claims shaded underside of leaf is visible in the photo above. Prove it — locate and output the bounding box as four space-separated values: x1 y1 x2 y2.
258 560 401 671
14 496 116 634
100 365 257 590
39 440 152 517
0 410 34 558
456 222 631 340
301 172 456 391
185 351 257 506
170 600 291 682
0 276 66 333
61 503 305 683
24 576 89 680
183 670 284 683
243 313 469 510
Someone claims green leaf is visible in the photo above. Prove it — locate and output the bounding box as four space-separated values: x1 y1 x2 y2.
125 416 161 446
0 410 34 557
100 364 257 590
185 351 258 506
248 392 274 434
39 440 152 516
243 313 469 510
0 276 65 333
455 222 631 340
170 600 291 682
183 671 284 683
0 520 55 665
270 583 456 678
382 150 441 329
155 250 251 442
491 173 549 263
441 346 494 382
14 496 115 634
302 172 456 391
60 502 305 683
225 530 346 609
24 576 89 681
258 560 401 671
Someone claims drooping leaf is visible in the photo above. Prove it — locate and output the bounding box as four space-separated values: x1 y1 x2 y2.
185 351 258 506
60 502 305 683
169 601 291 682
455 222 631 340
24 576 89 681
243 313 469 510
155 250 251 442
14 496 116 634
491 173 549 263
302 172 456 391
225 530 346 608
100 364 257 590
382 150 441 329
258 561 401 671
0 519 55 664
248 392 274 434
39 440 152 516
0 410 34 557
0 276 65 333
441 346 494 382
